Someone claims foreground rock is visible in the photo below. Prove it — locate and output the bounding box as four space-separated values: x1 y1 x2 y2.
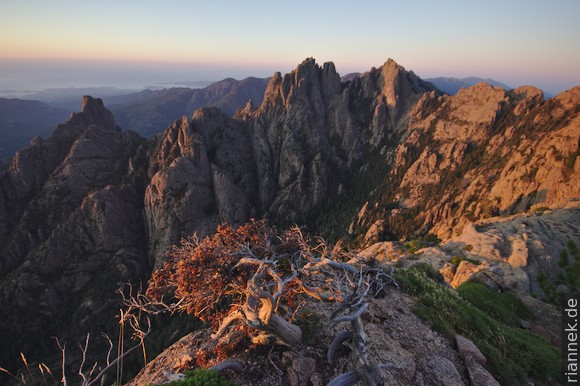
128 289 471 386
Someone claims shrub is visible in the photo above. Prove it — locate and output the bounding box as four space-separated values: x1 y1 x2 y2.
403 235 440 254
295 307 323 345
568 239 579 255
538 240 580 304
146 220 297 329
558 249 569 267
163 368 236 386
137 219 372 355
456 281 532 326
451 256 481 267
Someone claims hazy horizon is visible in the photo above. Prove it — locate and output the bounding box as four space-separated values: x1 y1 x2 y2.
1 0 579 97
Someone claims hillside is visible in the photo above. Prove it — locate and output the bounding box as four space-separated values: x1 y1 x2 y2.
0 58 578 385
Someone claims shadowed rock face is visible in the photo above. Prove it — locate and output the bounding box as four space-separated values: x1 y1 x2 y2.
0 59 578 377
0 96 149 371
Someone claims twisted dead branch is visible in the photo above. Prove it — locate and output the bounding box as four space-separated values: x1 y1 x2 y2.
121 220 396 385
325 267 387 386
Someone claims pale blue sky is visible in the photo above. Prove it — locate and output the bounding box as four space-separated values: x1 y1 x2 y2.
1 0 579 94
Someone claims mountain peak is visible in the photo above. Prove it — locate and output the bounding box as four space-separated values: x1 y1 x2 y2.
75 95 116 130
258 58 341 112
374 58 438 122
81 95 105 112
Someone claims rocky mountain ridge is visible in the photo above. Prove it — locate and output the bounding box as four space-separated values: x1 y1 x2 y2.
0 58 578 383
350 83 579 243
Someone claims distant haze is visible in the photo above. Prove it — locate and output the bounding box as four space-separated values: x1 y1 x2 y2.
1 1 579 96
0 59 278 98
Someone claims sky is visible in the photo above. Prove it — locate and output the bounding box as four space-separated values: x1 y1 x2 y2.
1 0 579 95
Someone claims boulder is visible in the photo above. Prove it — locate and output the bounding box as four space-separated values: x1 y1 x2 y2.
455 334 486 365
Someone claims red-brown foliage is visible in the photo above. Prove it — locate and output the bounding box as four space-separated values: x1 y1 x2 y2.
146 219 308 328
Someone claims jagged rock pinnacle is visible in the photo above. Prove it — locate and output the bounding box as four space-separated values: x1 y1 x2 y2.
81 95 105 112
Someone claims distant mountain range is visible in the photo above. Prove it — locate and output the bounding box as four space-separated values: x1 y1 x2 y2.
0 77 270 159
19 87 145 110
108 76 270 137
425 76 513 95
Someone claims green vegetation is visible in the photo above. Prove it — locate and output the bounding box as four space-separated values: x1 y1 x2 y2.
295 307 323 345
456 281 531 326
536 239 580 305
558 248 569 268
563 141 579 177
402 234 441 254
308 148 390 243
450 255 481 267
395 264 560 385
162 368 236 386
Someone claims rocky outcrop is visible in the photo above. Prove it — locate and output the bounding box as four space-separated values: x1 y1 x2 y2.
455 335 500 386
127 289 470 386
0 96 148 371
241 58 342 222
351 81 580 242
239 58 437 224
145 117 220 264
0 96 139 276
363 205 580 297
444 205 580 293
144 108 258 265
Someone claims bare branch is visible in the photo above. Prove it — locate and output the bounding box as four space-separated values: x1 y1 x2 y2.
78 334 90 385
295 278 338 302
328 330 352 364
85 317 151 386
233 256 274 269
212 310 244 340
351 317 383 386
210 360 245 373
330 303 369 328
327 371 360 386
54 338 67 386
101 333 114 366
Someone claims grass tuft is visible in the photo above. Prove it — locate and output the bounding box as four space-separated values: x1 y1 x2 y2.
395 265 560 385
